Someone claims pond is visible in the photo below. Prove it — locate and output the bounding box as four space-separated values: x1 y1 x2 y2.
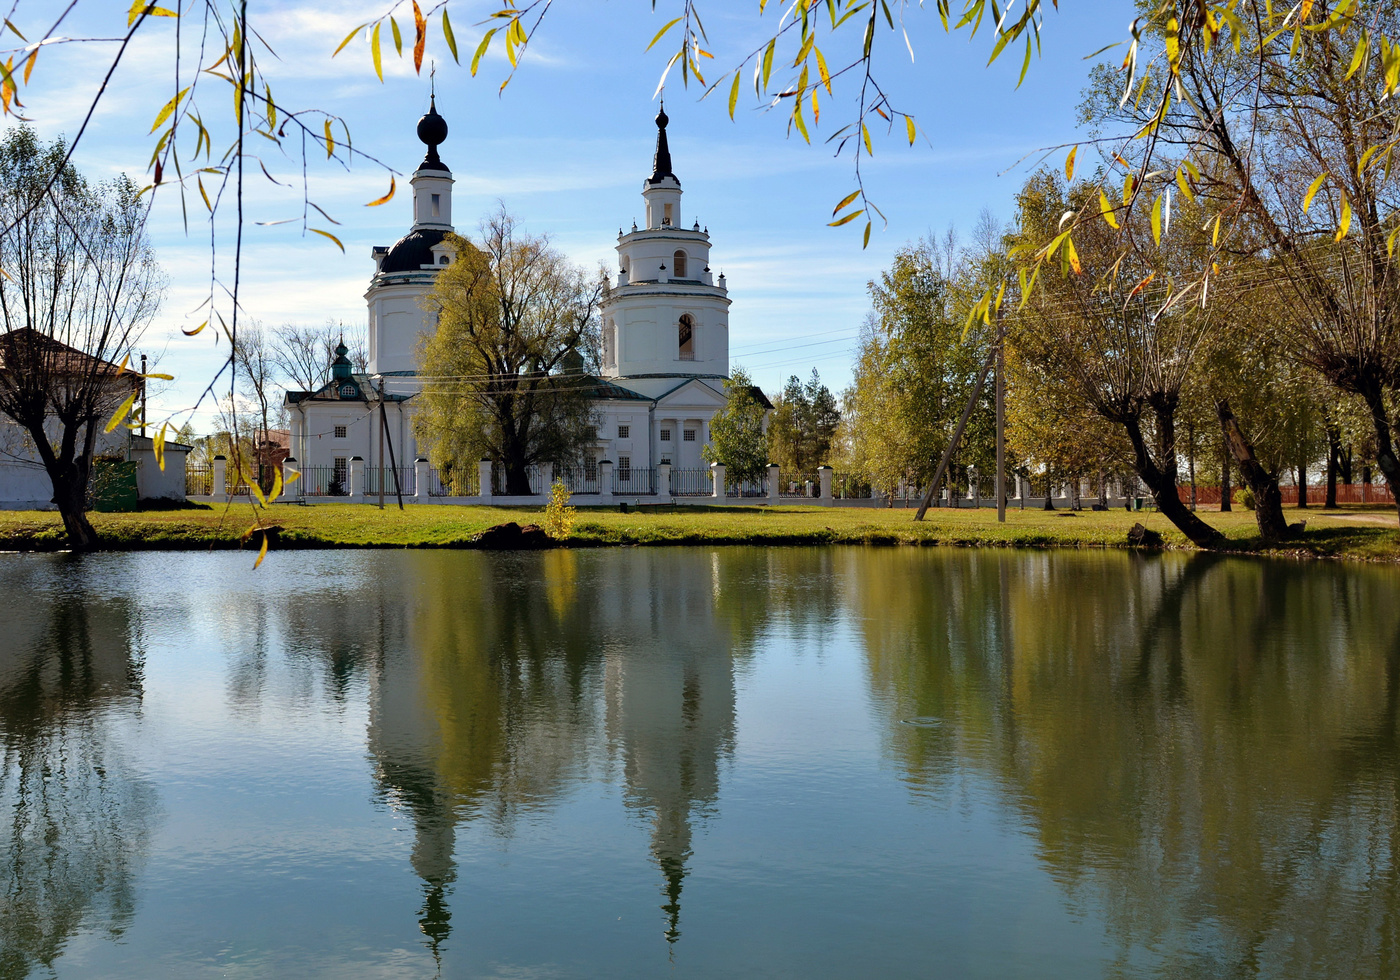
0 547 1397 978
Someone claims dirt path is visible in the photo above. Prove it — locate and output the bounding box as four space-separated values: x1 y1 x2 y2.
1315 512 1398 526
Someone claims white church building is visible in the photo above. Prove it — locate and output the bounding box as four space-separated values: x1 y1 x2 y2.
284 98 767 498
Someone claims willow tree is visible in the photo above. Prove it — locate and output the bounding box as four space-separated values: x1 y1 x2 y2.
1012 171 1224 546
1055 1 1400 523
0 128 163 549
414 210 602 496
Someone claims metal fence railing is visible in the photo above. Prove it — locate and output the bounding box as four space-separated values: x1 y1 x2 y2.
833 473 873 499
297 465 348 497
186 465 213 496
364 466 416 497
726 478 767 498
613 466 657 495
491 467 545 496
671 468 713 496
560 467 599 495
428 466 479 496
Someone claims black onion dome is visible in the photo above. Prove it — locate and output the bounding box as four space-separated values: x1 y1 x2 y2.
416 95 449 171
380 228 449 274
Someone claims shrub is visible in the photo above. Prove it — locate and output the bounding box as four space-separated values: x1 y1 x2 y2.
1237 486 1256 511
542 481 576 539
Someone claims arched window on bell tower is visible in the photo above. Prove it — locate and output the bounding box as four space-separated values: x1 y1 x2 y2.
673 250 687 278
679 314 695 361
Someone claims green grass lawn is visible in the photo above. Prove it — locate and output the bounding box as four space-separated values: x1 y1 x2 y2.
1 499 1397 562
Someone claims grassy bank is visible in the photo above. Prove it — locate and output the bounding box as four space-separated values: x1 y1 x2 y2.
0 500 1397 562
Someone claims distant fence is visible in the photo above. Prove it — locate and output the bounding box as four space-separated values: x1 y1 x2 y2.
613 466 657 495
560 467 599 495
428 467 479 496
186 465 213 496
364 466 416 497
726 478 767 498
492 467 546 496
833 473 872 499
1177 483 1394 505
671 468 712 496
296 465 347 497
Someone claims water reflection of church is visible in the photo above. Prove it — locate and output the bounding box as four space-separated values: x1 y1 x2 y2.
364 551 737 952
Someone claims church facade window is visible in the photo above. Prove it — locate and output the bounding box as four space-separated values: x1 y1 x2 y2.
333 457 348 488
334 425 347 439
660 428 671 442
584 455 598 481
663 203 674 225
618 455 631 481
683 429 696 442
673 250 687 278
431 193 441 217
438 255 448 265
679 314 695 361
340 384 356 398
618 425 630 439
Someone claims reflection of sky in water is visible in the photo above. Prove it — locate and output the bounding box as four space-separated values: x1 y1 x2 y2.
0 548 1397 978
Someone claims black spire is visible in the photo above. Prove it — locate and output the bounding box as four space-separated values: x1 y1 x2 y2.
416 94 449 172
648 102 677 184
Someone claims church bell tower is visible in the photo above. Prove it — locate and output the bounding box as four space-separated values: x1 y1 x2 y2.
600 106 731 381
365 95 457 376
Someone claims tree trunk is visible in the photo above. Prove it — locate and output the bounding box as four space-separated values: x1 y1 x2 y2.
1325 420 1340 509
1297 455 1308 508
1122 415 1223 548
1221 443 1232 512
1043 467 1055 510
25 417 101 552
53 473 99 551
1359 386 1400 523
1216 399 1290 541
1187 420 1198 511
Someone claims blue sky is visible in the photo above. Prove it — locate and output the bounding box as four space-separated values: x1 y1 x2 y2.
14 1 1119 430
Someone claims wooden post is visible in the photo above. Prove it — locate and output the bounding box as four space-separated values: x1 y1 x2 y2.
373 376 404 511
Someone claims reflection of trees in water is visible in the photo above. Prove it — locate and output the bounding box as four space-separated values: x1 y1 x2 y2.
854 550 1400 978
0 557 155 979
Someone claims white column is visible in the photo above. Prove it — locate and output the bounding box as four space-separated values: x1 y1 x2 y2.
349 456 364 499
658 462 672 499
212 455 227 501
599 460 615 501
414 457 429 499
819 466 833 506
768 464 780 504
541 462 555 493
710 461 725 499
478 459 493 499
282 457 299 501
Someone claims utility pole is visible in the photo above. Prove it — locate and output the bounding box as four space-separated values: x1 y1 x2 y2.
372 375 405 511
996 328 1006 523
139 353 147 437
376 379 385 511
